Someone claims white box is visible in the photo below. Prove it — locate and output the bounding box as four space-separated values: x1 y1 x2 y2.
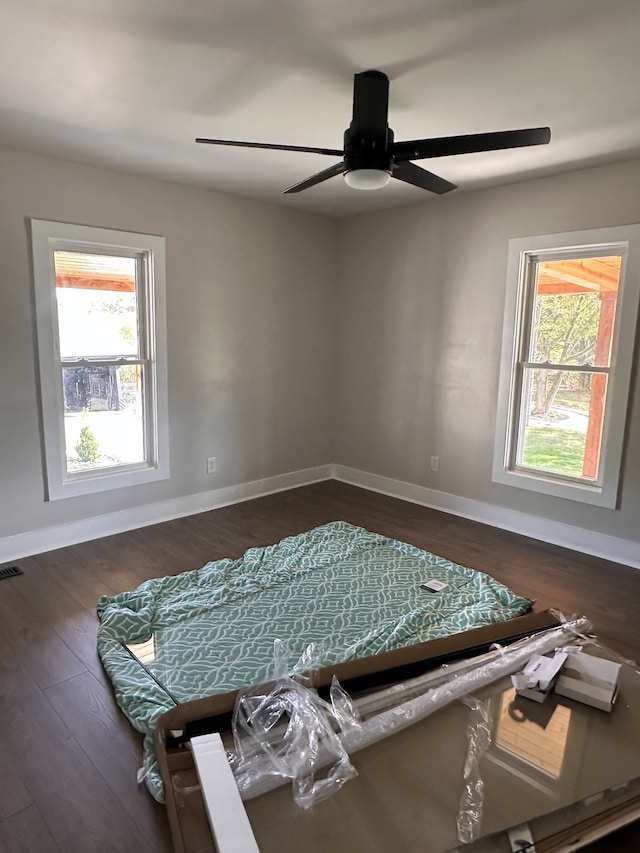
515 683 553 703
512 651 568 703
191 733 260 853
554 652 621 712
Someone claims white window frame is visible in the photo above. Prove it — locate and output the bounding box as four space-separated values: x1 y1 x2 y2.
492 224 640 508
31 220 170 500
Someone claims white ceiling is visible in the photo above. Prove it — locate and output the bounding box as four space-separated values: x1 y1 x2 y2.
2 0 640 217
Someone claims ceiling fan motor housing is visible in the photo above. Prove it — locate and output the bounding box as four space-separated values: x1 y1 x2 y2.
343 126 393 175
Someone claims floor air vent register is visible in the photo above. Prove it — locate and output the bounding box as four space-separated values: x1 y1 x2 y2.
0 565 23 580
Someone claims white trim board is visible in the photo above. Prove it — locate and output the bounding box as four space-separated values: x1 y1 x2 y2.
191 733 259 853
332 465 640 571
2 463 638 570
0 465 332 564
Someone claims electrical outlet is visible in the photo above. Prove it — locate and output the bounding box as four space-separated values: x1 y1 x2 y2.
430 455 440 472
206 456 217 474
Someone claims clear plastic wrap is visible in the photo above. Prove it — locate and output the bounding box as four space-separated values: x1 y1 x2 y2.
231 675 360 809
454 615 622 845
456 697 492 844
171 773 202 808
272 637 325 686
234 618 591 802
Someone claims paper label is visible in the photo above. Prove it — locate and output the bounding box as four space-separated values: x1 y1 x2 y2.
421 579 449 593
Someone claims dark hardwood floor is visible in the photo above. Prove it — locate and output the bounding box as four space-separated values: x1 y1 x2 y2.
1 480 639 852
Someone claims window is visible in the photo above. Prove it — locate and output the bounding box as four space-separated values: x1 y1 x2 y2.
31 220 169 500
493 225 640 507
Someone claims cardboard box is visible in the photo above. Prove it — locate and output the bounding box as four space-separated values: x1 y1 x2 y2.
155 633 640 853
554 650 622 712
156 610 560 853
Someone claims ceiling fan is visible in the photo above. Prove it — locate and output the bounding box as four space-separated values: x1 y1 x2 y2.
196 69 550 196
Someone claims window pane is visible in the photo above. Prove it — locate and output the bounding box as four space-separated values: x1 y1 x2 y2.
515 368 607 481
529 291 603 365
54 252 138 358
527 255 622 367
63 365 145 473
529 257 621 367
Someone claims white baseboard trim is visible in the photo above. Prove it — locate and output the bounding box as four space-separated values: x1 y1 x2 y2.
332 465 640 570
3 462 637 570
0 465 333 564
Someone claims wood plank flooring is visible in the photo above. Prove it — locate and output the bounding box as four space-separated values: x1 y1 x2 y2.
1 480 639 852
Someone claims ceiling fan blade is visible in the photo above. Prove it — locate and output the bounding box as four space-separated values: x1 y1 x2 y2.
392 127 551 161
282 162 346 194
392 161 457 195
350 70 389 139
195 138 343 156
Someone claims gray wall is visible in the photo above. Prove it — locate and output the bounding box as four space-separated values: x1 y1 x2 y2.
335 158 640 543
2 142 639 550
0 146 337 540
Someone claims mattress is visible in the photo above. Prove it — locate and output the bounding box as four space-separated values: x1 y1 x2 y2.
97 521 532 801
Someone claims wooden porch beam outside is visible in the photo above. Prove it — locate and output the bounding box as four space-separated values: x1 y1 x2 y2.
582 292 617 480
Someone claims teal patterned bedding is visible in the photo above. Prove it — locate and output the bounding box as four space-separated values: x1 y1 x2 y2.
97 521 532 801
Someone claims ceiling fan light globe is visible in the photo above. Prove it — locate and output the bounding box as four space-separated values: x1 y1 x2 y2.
343 169 392 190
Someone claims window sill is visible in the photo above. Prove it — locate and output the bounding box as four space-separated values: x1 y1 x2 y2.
491 465 617 509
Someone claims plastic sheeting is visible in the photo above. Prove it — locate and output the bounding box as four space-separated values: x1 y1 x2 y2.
231 619 591 804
